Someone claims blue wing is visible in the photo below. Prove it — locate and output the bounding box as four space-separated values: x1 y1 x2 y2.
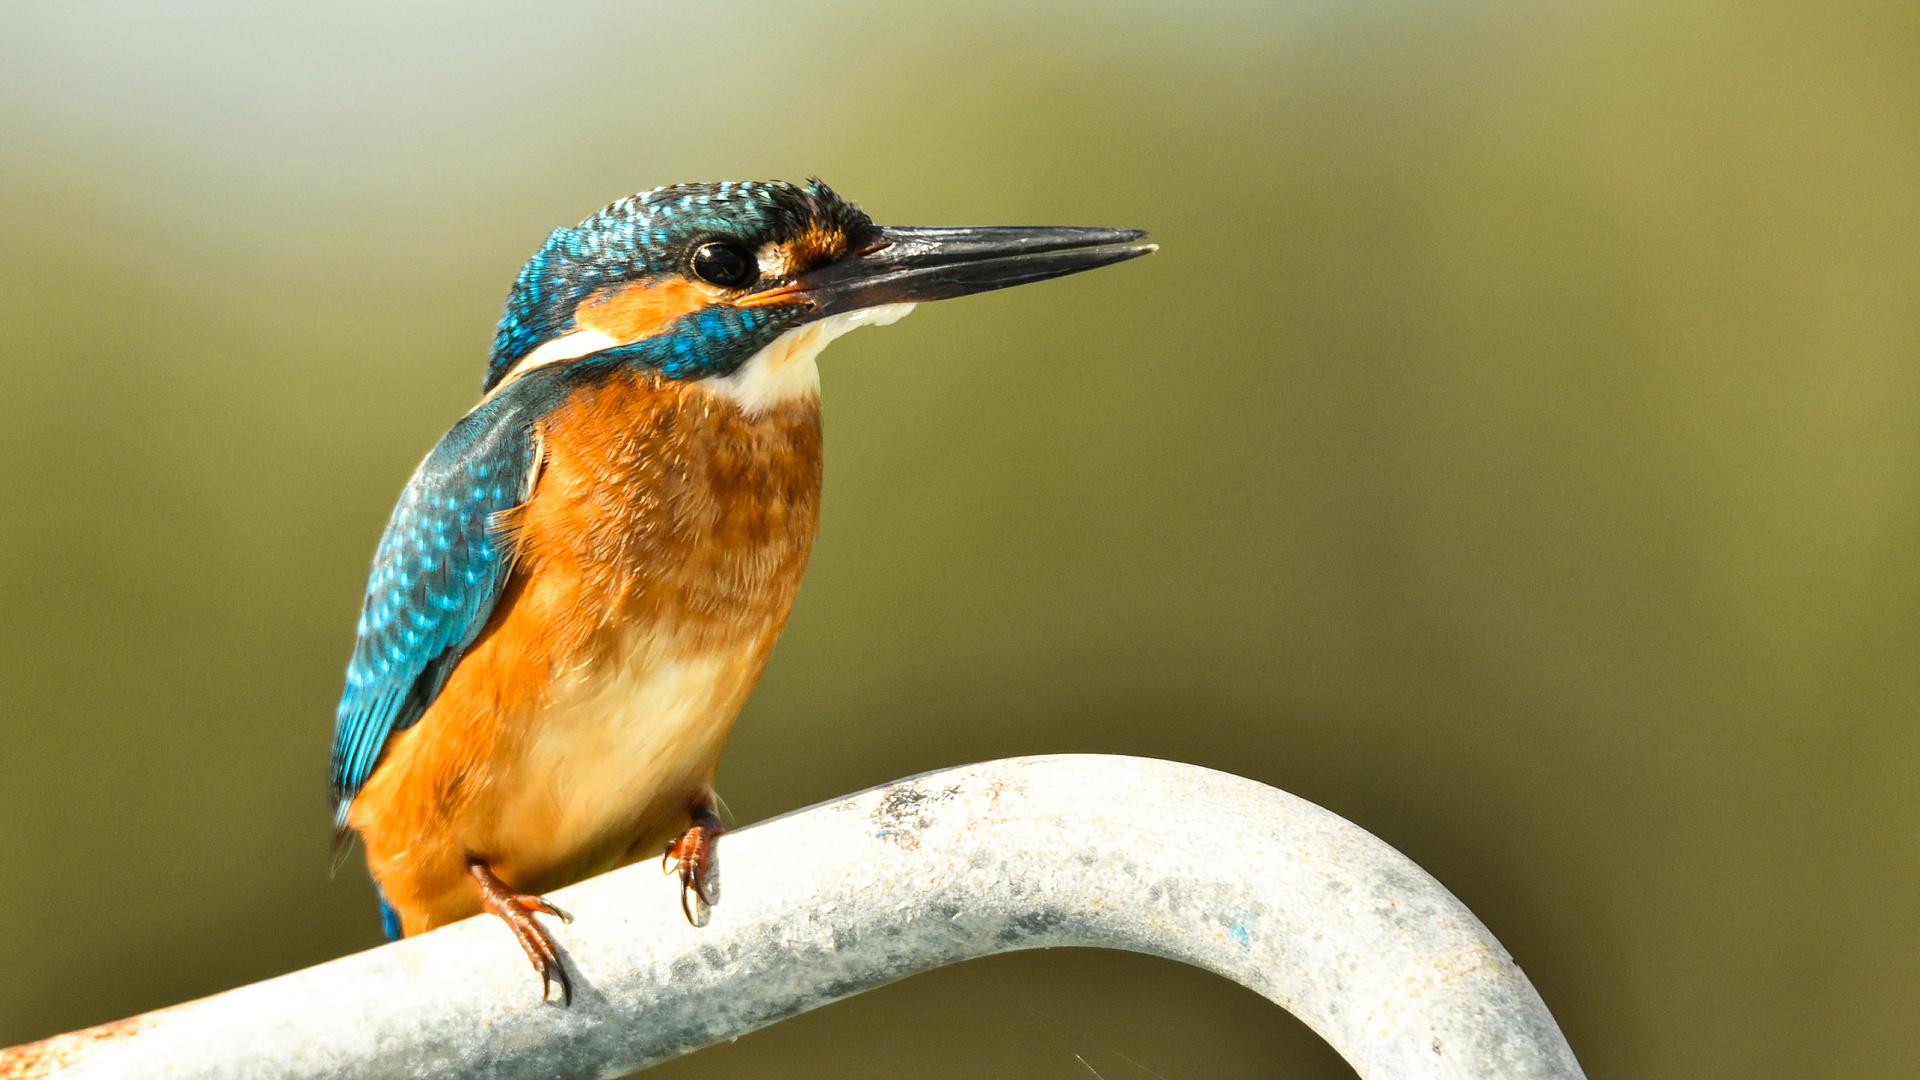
329 389 546 831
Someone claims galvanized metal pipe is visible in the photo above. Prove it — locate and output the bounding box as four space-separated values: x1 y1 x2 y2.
2 755 1585 1079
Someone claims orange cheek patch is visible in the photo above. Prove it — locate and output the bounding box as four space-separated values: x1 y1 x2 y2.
573 277 714 343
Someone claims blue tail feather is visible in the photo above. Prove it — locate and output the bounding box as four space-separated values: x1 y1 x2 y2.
377 887 404 941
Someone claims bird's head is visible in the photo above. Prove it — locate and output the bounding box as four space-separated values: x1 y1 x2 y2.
481 179 1152 407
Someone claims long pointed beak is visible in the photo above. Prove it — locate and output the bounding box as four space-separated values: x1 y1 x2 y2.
763 225 1155 318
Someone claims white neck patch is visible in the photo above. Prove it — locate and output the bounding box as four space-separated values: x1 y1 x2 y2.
481 328 621 404
701 303 916 415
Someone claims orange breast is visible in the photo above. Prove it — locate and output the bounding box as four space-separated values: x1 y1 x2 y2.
348 367 823 933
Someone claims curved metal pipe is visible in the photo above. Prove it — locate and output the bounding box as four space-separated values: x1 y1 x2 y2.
2 756 1585 1079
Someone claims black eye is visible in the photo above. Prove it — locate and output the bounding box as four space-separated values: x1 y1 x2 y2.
691 242 757 288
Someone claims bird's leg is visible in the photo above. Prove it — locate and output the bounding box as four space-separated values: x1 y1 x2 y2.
663 797 724 927
467 859 573 1004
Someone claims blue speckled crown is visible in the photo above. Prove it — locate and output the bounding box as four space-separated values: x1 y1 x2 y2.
483 179 874 392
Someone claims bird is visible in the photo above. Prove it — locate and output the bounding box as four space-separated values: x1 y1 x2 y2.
328 179 1152 1001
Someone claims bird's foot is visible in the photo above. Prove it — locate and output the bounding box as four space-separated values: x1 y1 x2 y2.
663 802 724 927
468 860 573 1004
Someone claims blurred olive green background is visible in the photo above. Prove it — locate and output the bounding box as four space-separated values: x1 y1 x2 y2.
4 1 1917 1076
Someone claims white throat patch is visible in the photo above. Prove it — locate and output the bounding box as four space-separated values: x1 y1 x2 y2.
701 303 916 414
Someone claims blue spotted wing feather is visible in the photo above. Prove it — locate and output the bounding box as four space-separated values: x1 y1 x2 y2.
329 391 545 832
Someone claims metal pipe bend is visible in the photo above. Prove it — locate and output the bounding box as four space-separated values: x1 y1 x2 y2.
6 755 1585 1080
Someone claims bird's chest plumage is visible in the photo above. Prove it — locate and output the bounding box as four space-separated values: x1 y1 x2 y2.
529 367 823 638
477 368 823 885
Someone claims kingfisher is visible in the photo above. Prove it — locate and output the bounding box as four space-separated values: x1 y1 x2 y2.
328 179 1152 1001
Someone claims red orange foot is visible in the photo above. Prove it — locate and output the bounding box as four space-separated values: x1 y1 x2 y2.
663 802 724 926
468 859 573 1004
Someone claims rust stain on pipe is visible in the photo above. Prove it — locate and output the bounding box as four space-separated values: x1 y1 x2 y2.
0 1016 153 1080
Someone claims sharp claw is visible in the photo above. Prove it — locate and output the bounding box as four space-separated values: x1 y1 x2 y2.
664 804 723 927
680 881 712 928
521 895 572 923
468 860 572 1005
